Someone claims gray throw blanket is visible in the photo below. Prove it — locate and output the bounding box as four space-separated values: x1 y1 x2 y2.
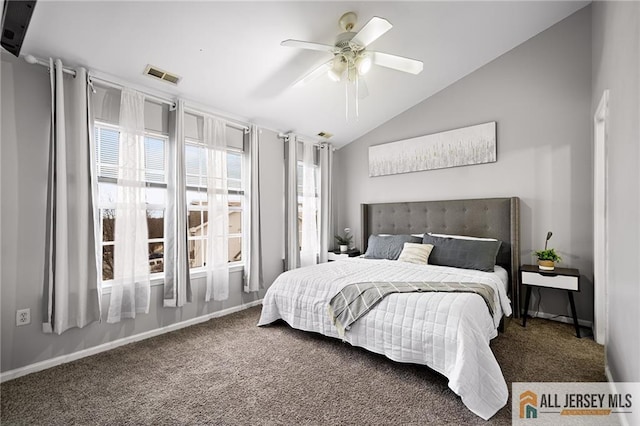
328 281 496 338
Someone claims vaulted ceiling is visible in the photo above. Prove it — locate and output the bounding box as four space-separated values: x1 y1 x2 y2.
21 1 589 147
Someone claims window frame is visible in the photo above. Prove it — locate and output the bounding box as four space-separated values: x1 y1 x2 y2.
296 154 321 254
94 121 247 292
94 121 169 288
184 136 247 275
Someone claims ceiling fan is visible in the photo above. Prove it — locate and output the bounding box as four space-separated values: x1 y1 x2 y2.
282 12 423 89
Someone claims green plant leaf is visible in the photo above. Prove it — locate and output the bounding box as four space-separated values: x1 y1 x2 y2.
534 248 562 262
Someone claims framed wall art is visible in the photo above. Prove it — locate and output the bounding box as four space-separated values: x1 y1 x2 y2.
368 121 497 177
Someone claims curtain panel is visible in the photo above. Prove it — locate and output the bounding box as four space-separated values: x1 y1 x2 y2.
244 125 263 292
107 88 151 323
43 60 101 334
318 143 333 263
164 100 192 307
284 135 300 270
204 117 230 301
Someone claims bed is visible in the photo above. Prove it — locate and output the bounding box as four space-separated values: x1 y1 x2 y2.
258 197 520 420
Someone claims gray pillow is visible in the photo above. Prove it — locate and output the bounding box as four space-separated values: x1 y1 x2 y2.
364 234 423 260
422 234 502 272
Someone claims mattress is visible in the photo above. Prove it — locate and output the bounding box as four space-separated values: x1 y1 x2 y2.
258 258 512 419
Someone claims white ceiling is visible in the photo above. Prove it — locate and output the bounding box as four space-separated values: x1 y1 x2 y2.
21 1 588 147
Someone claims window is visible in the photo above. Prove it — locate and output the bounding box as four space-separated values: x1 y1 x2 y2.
297 161 319 248
296 143 320 253
94 100 247 282
95 123 168 282
185 136 245 270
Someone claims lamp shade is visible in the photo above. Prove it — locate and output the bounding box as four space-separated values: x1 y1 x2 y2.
327 67 342 82
328 56 347 82
355 54 372 75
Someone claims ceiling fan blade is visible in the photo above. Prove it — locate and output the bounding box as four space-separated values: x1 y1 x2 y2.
352 17 392 48
293 60 333 87
281 39 336 53
371 52 423 75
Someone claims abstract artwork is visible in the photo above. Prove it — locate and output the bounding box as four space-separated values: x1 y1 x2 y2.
368 122 496 177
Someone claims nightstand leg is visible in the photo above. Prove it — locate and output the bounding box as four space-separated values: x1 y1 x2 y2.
568 291 581 338
522 286 532 327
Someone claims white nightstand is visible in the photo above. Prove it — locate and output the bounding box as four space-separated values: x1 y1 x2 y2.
327 249 361 261
520 264 581 338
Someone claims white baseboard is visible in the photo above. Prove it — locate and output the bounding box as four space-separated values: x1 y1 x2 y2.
0 299 263 383
605 364 614 384
524 310 593 328
605 366 632 426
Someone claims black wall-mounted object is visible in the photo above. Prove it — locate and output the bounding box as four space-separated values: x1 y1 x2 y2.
1 0 37 57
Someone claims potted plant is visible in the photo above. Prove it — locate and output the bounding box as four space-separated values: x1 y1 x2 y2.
335 228 353 253
535 231 562 271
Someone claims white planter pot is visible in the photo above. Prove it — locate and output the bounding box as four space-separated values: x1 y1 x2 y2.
339 245 348 253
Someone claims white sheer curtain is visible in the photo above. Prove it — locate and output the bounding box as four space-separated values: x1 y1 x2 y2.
43 60 101 334
284 135 300 270
204 116 229 301
244 125 263 292
108 88 150 323
164 100 192 307
300 141 319 267
318 143 333 263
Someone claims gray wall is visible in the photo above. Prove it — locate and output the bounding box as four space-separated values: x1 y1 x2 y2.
0 52 284 373
592 1 640 383
334 6 594 322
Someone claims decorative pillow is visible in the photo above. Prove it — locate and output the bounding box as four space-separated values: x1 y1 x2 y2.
422 234 502 272
364 234 423 260
397 243 434 265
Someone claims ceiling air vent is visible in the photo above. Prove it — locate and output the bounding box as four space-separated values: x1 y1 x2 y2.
143 65 181 85
317 131 333 139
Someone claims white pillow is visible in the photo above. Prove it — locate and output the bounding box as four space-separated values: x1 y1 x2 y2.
427 232 498 242
397 243 434 265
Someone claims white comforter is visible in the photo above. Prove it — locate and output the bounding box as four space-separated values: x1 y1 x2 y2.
258 258 512 420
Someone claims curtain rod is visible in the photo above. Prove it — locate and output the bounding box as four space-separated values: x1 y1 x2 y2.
24 54 279 137
23 54 76 76
184 105 249 132
23 54 176 108
89 76 176 109
278 132 330 148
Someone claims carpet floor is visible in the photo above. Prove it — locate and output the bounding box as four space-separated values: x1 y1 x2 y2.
1 306 604 425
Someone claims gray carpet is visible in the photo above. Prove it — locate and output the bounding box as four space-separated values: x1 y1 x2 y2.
1 307 604 425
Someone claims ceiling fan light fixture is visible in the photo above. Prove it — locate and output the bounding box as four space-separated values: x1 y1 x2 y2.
328 56 346 82
327 67 342 82
282 11 424 120
356 54 372 75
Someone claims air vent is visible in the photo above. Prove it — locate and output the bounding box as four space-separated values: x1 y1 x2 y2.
143 65 181 85
317 131 333 139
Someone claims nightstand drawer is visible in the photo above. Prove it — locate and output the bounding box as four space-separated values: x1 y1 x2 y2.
522 271 578 291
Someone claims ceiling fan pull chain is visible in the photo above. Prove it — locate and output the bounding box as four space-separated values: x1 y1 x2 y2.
355 75 359 119
345 80 349 121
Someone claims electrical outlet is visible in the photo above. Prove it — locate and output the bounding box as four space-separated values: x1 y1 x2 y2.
16 308 30 326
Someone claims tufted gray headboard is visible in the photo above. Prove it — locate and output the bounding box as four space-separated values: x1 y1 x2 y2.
361 197 521 317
